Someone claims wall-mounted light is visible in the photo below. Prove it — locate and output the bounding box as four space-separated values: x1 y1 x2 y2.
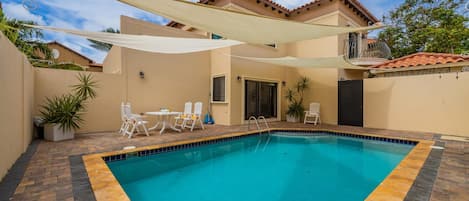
139 71 145 79
237 76 242 81
282 81 286 86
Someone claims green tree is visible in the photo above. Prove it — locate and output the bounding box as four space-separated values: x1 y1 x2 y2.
378 0 469 58
0 8 51 59
88 27 120 51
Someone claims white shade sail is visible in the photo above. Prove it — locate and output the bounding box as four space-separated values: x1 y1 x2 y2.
119 0 384 44
26 25 244 54
231 55 371 70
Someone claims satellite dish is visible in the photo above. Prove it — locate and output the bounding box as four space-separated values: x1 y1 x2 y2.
52 49 60 59
22 0 38 11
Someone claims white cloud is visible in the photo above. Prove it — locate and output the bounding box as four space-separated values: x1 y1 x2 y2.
40 0 166 31
2 2 45 24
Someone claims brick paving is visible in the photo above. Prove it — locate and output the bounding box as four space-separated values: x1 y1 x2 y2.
1 122 468 201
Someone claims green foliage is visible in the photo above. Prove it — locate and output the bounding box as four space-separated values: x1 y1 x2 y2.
33 62 85 71
0 9 52 59
40 94 84 132
285 77 310 118
50 64 85 71
88 28 120 51
72 73 98 100
378 0 469 58
40 74 98 131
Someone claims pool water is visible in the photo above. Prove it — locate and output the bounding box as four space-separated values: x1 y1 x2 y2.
107 132 414 201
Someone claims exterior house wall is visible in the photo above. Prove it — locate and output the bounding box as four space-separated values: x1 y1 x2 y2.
286 12 341 125
34 68 124 133
120 16 211 122
364 72 469 137
230 44 289 125
103 47 122 74
231 0 288 18
289 1 339 22
210 48 232 125
0 32 35 180
337 3 370 81
47 43 92 67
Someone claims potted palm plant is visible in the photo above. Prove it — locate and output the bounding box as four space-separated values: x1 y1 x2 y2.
285 77 309 123
40 73 97 141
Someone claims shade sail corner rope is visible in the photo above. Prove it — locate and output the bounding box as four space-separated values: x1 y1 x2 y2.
119 0 384 44
25 24 244 54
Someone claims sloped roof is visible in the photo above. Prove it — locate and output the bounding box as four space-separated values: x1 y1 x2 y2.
371 52 469 69
167 0 378 27
47 41 95 63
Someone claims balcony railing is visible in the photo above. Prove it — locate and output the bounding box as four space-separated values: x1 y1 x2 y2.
344 39 392 60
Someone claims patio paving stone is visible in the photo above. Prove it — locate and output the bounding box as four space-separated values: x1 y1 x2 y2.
0 122 467 201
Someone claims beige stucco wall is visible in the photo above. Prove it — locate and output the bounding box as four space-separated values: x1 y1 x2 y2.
120 16 211 122
364 72 469 137
34 68 124 133
285 12 342 125
210 47 232 125
102 46 122 74
230 44 289 125
0 32 34 180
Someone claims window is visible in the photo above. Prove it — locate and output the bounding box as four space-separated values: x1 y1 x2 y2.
212 76 226 102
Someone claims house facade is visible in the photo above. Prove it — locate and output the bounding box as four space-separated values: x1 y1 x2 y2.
103 0 383 126
38 42 103 72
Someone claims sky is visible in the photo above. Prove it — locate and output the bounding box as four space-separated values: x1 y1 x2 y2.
1 0 403 63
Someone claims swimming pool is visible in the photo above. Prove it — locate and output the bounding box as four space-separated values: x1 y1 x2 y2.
106 131 414 201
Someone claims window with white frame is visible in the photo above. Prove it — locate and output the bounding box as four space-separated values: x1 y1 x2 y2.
212 76 226 102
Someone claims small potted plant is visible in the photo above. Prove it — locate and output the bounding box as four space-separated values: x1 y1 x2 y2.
40 74 97 141
285 77 309 123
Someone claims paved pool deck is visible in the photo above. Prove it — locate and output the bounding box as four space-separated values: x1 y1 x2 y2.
0 122 467 201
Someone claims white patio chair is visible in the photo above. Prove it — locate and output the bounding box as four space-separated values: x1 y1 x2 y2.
123 103 150 138
304 103 321 125
184 102 205 132
175 102 192 129
119 102 128 134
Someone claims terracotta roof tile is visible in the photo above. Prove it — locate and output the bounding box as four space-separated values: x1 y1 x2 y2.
168 0 379 27
371 52 469 69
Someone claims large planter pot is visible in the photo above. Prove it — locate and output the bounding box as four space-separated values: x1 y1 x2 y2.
286 115 300 123
44 124 75 142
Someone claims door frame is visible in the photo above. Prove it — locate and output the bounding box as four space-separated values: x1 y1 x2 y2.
240 76 282 124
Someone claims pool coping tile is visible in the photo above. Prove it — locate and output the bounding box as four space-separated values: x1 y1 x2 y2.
82 128 434 201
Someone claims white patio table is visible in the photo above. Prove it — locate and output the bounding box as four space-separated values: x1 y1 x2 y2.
145 111 182 134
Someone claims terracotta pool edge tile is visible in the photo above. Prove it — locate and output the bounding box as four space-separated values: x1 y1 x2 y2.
365 139 434 201
82 155 130 201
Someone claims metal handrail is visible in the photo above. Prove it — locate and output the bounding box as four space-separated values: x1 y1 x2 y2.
247 116 270 133
248 116 260 130
257 116 270 133
344 39 392 59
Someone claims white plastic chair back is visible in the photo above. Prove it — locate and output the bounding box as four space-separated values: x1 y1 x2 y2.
309 103 320 114
194 102 203 116
124 103 132 117
184 102 192 115
121 102 126 121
